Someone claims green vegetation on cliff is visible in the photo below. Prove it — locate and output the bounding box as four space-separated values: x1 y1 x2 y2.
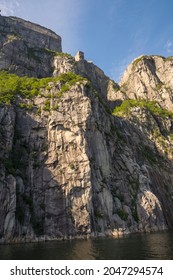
56 52 73 59
0 71 87 105
112 99 173 118
27 48 73 61
132 55 166 70
132 55 146 70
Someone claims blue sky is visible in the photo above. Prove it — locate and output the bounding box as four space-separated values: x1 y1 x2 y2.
0 0 173 82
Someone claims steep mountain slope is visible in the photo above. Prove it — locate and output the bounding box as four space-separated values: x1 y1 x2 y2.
0 16 173 243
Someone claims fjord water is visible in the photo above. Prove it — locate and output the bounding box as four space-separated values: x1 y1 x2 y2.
1 231 173 260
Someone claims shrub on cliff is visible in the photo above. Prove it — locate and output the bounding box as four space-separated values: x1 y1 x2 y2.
112 99 173 118
0 71 87 105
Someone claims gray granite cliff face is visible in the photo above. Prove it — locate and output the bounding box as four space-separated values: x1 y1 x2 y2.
0 16 62 77
1 17 173 243
119 55 173 111
0 16 62 50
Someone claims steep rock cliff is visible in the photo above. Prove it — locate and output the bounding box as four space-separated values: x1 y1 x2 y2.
0 16 61 77
1 16 173 243
119 55 173 110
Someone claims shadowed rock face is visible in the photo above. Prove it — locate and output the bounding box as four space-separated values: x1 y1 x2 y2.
1 17 173 244
0 16 62 77
0 16 62 50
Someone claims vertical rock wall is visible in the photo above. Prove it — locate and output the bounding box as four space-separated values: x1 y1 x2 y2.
1 17 173 243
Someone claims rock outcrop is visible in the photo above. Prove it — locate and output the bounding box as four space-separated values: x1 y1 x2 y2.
1 16 173 243
119 55 173 111
0 16 61 77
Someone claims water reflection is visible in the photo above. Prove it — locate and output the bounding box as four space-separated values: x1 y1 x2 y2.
67 239 98 260
0 231 173 260
141 232 173 259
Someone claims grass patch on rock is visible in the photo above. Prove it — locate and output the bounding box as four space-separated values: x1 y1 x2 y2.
0 70 87 105
112 99 173 118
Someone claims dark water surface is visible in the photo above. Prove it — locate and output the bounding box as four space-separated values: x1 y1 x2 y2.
1 231 173 260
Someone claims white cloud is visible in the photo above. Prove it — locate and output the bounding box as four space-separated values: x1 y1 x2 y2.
0 0 20 15
165 40 173 54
